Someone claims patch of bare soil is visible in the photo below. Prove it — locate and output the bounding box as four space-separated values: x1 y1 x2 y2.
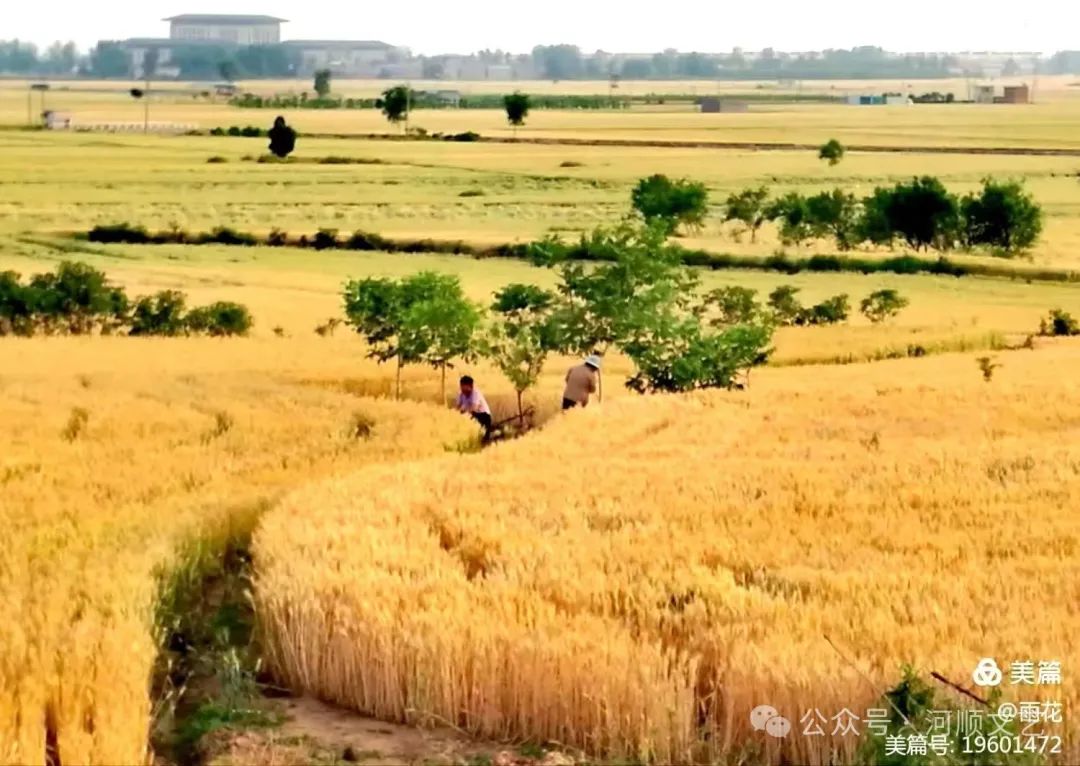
204 696 579 766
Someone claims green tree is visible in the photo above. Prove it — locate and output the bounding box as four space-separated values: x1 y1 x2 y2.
860 289 909 323
856 186 896 247
960 178 1043 253
0 271 41 336
399 273 482 403
313 68 332 98
630 174 709 235
805 188 860 250
766 192 814 247
503 92 530 134
536 221 699 356
343 272 479 400
722 186 770 242
818 138 845 165
872 177 960 252
623 318 772 393
28 262 129 335
267 115 297 158
378 85 411 127
701 285 761 325
767 284 803 325
485 284 560 421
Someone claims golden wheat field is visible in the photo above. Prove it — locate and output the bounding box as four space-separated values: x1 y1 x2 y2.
3 75 1080 766
255 346 1080 764
0 338 478 765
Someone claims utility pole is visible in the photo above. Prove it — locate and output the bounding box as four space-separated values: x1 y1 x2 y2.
144 74 150 133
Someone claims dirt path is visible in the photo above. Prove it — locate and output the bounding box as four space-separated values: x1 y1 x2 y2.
205 696 577 766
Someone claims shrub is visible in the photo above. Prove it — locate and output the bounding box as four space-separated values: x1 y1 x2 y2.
197 226 258 246
344 230 392 251
459 189 486 198
446 131 481 142
185 302 253 337
1039 308 1080 336
227 126 242 137
631 174 709 235
818 138 845 165
206 155 228 164
209 126 226 136
860 289 909 323
240 125 263 137
88 223 151 244
767 285 803 325
798 294 850 325
267 228 289 247
130 290 188 336
312 228 339 250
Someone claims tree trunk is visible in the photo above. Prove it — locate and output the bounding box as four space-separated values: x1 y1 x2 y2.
597 368 603 403
516 389 524 423
395 355 402 400
440 363 447 405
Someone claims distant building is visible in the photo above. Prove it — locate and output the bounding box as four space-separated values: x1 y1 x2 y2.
43 111 72 130
280 40 405 77
1000 84 1030 104
973 83 1031 104
700 97 749 113
165 14 286 45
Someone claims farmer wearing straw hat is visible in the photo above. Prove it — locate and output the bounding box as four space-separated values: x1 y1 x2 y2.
562 355 601 410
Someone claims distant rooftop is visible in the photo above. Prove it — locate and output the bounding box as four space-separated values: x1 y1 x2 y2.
281 40 394 49
164 14 288 24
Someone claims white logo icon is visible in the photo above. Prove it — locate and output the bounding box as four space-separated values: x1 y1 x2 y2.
750 704 791 738
973 658 1003 687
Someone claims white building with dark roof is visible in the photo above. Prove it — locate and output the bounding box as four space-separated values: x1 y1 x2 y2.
165 14 287 45
280 40 407 76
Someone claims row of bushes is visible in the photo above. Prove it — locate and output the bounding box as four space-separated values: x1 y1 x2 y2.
228 92 635 111
708 284 909 327
0 262 252 337
209 125 267 137
638 175 1044 256
83 223 1080 284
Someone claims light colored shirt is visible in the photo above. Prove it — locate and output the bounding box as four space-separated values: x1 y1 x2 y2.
456 389 491 415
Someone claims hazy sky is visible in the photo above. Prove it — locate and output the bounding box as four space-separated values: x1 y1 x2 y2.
10 1 1077 54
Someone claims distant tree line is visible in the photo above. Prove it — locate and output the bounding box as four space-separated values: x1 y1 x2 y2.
8 38 1080 80
531 45 959 81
